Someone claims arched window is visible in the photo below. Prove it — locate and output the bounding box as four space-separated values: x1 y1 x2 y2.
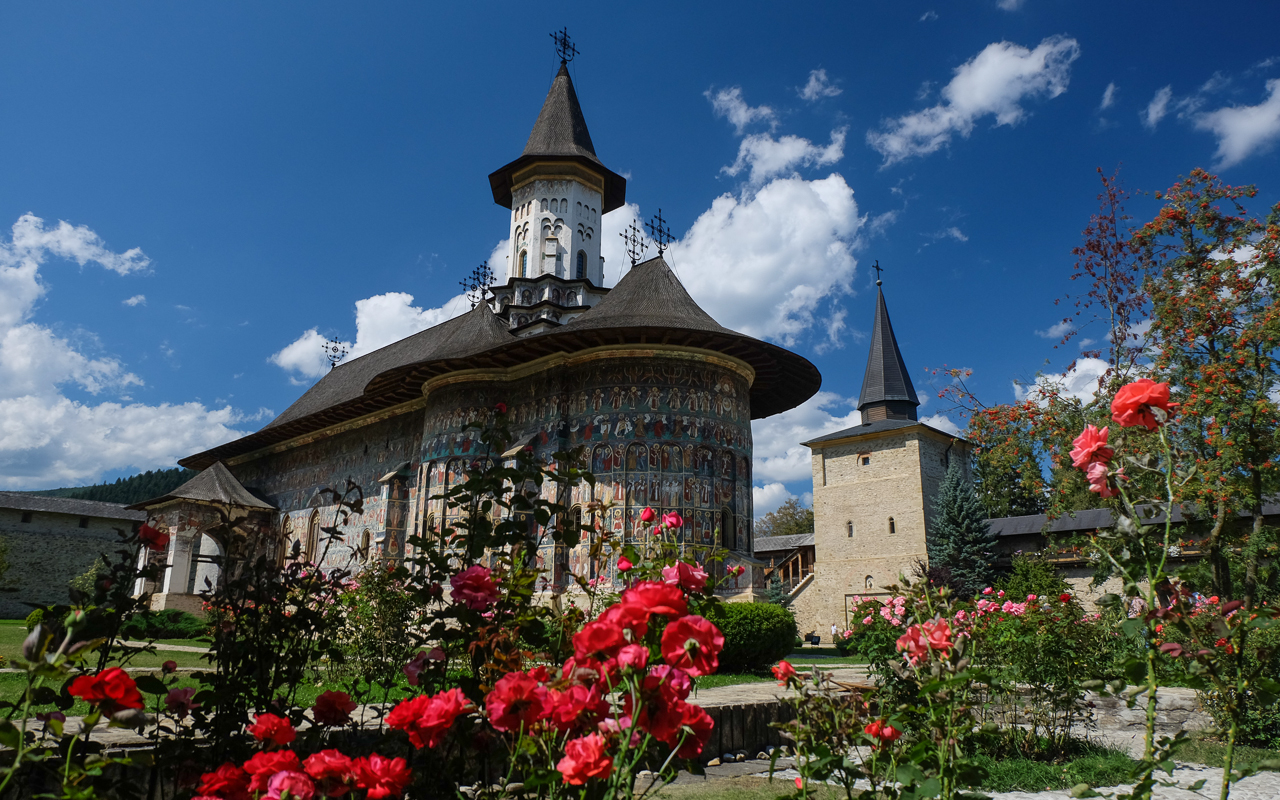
865 575 874 589
518 250 528 278
540 198 548 212
846 521 854 538
360 529 371 557
306 511 321 563
720 507 734 550
576 251 586 279
888 517 896 534
560 197 567 209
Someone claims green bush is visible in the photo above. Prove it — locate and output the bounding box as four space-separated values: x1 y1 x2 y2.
709 602 797 673
118 609 207 640
1189 619 1280 748
24 609 43 632
994 553 1069 601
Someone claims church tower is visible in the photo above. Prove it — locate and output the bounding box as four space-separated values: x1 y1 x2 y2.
787 273 969 635
487 45 626 334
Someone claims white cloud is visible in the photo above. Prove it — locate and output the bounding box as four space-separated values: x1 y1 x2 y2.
1143 85 1173 130
1036 319 1072 339
753 483 794 518
920 413 961 436
920 10 938 21
0 213 246 488
1013 357 1111 404
705 87 777 134
1099 82 1118 110
799 69 842 101
868 35 1080 165
996 0 1025 9
722 128 847 185
269 328 330 380
1194 78 1280 168
750 391 860 485
122 294 146 307
940 226 968 242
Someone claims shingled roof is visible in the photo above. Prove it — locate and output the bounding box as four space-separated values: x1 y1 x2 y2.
801 417 964 447
181 257 821 470
0 491 144 522
857 287 919 413
488 63 627 212
129 461 276 510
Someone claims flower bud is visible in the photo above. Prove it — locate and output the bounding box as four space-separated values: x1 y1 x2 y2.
64 610 87 632
21 625 43 662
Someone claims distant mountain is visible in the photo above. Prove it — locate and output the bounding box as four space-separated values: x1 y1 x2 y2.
22 468 196 505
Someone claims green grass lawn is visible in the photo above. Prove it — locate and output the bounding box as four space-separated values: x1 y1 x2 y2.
1173 733 1280 771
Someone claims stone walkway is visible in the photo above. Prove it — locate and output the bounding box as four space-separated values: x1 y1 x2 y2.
116 640 209 653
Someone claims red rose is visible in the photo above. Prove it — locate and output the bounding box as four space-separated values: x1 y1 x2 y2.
660 615 724 677
1112 379 1176 430
896 625 929 665
640 507 656 523
494 402 508 414
137 523 170 552
771 660 797 685
244 751 302 792
264 771 315 800
247 712 297 746
198 763 251 800
162 659 178 674
485 671 551 732
449 565 499 610
660 561 707 594
674 703 714 758
548 684 608 733
617 556 633 572
386 688 471 748
1059 593 1072 603
661 512 685 529
618 644 649 672
352 753 411 799
622 581 688 620
1070 424 1113 468
312 690 357 727
67 667 144 715
573 617 629 662
557 734 613 785
921 619 953 655
864 719 901 744
643 664 692 705
303 749 356 797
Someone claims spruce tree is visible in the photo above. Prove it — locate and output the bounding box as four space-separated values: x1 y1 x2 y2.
928 459 999 597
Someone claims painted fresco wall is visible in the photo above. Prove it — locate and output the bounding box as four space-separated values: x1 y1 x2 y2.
140 502 274 614
416 352 754 593
230 412 424 574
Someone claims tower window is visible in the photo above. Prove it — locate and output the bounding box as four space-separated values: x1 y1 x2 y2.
519 250 528 278
79 517 89 529
576 251 586 280
20 512 32 523
888 517 896 534
861 456 870 466
846 521 853 538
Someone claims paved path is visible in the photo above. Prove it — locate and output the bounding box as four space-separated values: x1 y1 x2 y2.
691 667 870 708
117 640 209 653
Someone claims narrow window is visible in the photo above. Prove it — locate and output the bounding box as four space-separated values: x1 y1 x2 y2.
519 250 528 278
846 521 853 538
576 250 586 280
865 575 874 589
78 517 89 529
888 517 896 534
306 512 321 563
360 529 371 555
861 456 870 466
20 512 32 523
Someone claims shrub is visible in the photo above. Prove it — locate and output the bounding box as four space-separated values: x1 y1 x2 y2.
24 608 43 632
118 609 207 640
709 602 797 672
836 595 906 664
994 553 1069 602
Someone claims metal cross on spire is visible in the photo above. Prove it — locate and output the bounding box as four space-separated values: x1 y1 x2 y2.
323 336 348 371
551 28 578 63
620 221 649 267
460 261 495 309
871 260 883 286
646 208 673 256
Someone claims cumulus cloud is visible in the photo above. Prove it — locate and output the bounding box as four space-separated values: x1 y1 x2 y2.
867 35 1080 165
1099 82 1118 110
0 213 246 488
1194 78 1280 168
920 413 962 436
1013 357 1111 404
1143 85 1173 130
721 128 847 185
750 391 860 485
996 0 1025 9
122 294 146 307
799 69 842 101
1036 319 1072 339
753 482 795 518
705 87 777 134
920 10 938 21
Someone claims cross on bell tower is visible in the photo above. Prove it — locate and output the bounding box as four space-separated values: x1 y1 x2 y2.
460 262 495 309
551 28 578 64
646 209 673 256
620 221 649 267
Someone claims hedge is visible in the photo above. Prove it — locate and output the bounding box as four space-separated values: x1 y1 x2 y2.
709 602 797 673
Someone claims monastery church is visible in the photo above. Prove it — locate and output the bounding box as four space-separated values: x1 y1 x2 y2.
127 50 965 625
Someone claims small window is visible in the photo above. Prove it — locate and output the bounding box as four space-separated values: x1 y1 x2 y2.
576 250 586 280
519 250 528 278
20 512 32 523
861 456 870 466
888 517 896 534
846 521 853 538
78 517 89 529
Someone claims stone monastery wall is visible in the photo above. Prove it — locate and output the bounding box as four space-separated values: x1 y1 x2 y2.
0 508 124 619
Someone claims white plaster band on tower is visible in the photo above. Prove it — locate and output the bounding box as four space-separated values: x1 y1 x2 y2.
508 178 603 284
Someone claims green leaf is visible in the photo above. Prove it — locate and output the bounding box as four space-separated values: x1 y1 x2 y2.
0 720 20 749
133 675 168 695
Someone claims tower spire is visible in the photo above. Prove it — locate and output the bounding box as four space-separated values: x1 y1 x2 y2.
857 270 919 422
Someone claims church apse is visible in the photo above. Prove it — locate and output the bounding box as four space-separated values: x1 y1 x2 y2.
415 351 754 593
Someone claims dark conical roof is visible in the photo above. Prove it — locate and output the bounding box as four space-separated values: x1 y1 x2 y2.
857 287 919 411
129 461 276 510
488 63 627 212
560 256 733 335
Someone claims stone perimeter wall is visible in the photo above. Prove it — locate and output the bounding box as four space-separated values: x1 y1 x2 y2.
0 508 127 619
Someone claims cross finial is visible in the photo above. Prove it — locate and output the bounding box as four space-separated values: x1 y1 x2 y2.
551 28 578 64
460 261 495 309
871 260 883 286
620 221 648 267
323 336 348 370
646 209 673 256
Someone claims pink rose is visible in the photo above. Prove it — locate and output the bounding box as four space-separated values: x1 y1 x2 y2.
164 687 200 718
896 625 928 664
661 561 708 593
265 770 315 800
618 644 649 671
450 565 499 610
1070 424 1113 468
661 512 684 529
617 556 633 572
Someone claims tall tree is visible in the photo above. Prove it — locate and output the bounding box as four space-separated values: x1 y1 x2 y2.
1135 168 1280 603
754 498 814 539
928 460 999 596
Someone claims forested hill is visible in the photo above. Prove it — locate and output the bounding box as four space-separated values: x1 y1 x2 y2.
24 467 196 505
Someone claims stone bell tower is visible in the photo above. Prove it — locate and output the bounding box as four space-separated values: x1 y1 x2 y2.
486 34 627 333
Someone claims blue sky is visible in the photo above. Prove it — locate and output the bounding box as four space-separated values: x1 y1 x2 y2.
3 3 1280 514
